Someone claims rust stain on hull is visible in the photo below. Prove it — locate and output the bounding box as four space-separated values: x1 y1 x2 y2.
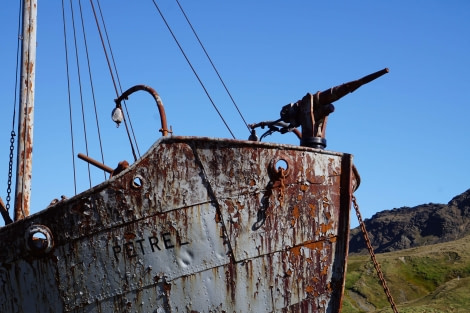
0 137 354 312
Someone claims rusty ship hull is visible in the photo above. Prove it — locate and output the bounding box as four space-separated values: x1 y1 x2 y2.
0 136 355 312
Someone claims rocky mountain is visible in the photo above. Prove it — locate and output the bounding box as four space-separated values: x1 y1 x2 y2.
349 188 470 254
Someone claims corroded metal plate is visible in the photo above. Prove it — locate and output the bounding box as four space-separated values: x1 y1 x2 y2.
0 137 352 312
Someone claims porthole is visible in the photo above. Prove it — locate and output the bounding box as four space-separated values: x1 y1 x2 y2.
25 225 54 255
269 157 291 177
132 175 144 189
275 159 288 171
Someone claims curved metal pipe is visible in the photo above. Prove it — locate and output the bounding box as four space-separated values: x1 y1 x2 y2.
114 85 169 136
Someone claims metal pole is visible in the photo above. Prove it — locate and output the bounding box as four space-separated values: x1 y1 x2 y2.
14 0 37 221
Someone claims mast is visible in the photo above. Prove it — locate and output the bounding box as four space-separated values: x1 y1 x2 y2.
14 0 38 221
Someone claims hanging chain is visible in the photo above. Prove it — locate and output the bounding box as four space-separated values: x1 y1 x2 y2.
352 194 399 313
6 131 16 212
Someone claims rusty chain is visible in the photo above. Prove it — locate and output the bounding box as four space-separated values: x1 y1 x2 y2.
352 195 399 313
6 131 16 212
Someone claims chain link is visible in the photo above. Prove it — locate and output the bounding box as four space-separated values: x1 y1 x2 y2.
6 131 16 211
352 194 399 313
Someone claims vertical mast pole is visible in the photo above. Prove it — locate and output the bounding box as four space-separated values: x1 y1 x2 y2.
14 0 37 221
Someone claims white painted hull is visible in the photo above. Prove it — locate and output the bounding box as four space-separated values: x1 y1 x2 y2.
0 136 355 312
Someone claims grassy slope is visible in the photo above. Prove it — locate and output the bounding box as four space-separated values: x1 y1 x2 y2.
343 234 470 313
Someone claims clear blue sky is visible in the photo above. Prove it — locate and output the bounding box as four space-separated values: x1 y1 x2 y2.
0 1 469 227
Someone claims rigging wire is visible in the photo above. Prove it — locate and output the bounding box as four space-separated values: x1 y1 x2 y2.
3 0 24 221
68 0 93 189
175 0 250 134
61 0 78 195
89 0 138 161
95 0 141 158
151 0 236 139
78 0 107 180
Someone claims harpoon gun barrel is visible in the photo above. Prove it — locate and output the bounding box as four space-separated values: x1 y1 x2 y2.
317 67 389 106
279 68 389 149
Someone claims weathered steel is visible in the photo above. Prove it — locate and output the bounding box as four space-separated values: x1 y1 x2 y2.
352 196 399 313
0 136 356 312
0 197 13 225
3 2 369 311
313 68 389 106
114 84 169 136
78 153 114 174
14 0 38 221
280 68 389 148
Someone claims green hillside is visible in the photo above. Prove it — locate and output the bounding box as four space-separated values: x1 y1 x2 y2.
343 235 470 312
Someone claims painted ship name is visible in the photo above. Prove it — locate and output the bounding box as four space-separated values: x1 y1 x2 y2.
112 230 190 260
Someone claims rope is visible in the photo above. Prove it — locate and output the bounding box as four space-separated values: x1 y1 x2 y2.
352 195 399 313
151 0 236 139
175 0 250 134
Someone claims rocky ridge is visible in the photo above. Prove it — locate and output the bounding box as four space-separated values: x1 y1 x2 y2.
349 188 470 254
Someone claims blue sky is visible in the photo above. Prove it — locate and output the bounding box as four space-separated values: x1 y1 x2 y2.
0 1 469 227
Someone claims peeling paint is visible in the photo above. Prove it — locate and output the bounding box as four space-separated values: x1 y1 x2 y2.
0 137 354 312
